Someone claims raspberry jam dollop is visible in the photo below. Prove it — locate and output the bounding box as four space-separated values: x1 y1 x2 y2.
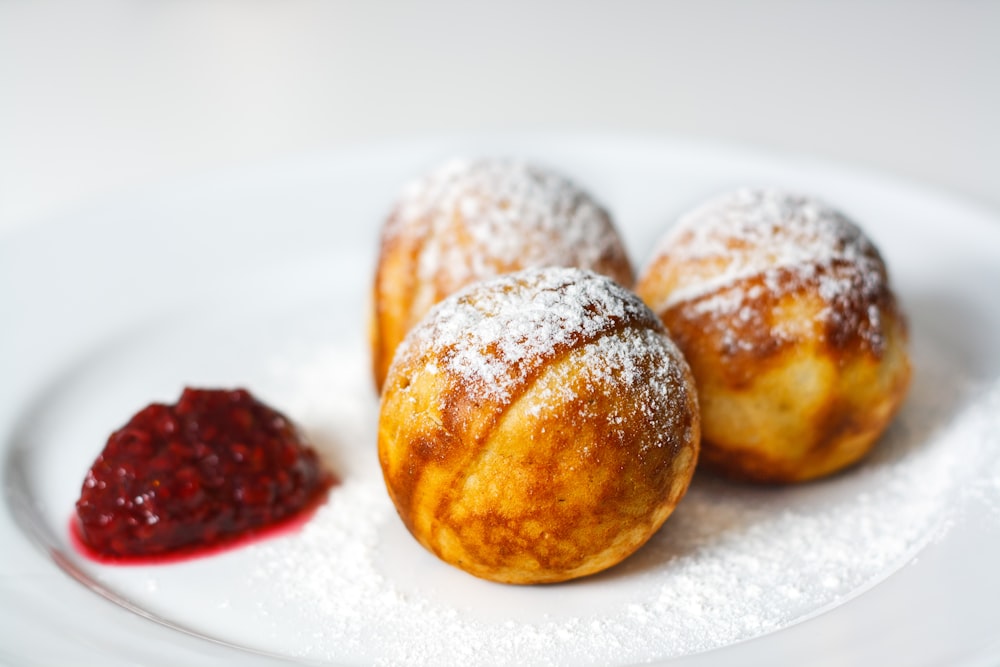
74 387 333 562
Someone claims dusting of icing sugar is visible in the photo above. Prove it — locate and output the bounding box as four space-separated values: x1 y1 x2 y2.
524 325 695 455
385 159 633 289
390 267 661 404
246 334 1000 666
645 188 893 352
655 189 880 300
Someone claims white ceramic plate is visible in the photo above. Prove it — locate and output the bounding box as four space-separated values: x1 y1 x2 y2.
2 135 999 667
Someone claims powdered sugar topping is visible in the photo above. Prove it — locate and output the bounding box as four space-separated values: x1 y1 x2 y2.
390 267 663 404
645 188 894 353
385 159 632 288
541 326 695 454
654 188 886 310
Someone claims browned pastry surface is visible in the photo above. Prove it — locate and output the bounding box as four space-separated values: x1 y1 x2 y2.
635 188 911 483
378 268 699 584
370 158 634 391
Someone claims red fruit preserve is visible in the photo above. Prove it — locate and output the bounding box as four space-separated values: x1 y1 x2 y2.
74 387 333 562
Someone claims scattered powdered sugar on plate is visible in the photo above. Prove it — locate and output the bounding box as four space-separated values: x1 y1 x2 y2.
248 330 1000 666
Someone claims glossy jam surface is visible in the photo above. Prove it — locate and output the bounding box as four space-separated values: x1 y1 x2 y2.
75 388 332 561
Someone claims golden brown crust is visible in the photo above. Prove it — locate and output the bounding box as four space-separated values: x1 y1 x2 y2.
635 189 911 483
370 159 635 392
379 268 699 583
681 304 911 483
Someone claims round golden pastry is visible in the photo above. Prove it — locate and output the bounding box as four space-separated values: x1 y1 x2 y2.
635 188 911 484
378 267 699 584
369 158 635 391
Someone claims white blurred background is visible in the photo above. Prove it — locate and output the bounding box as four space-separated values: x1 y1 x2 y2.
2 0 998 235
